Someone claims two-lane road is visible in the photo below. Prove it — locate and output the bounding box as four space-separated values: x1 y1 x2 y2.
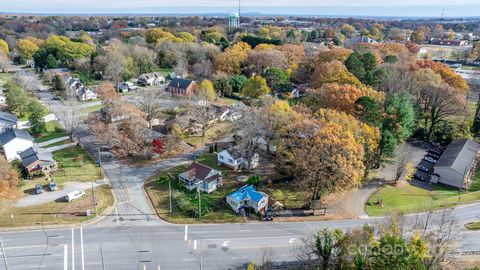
1 202 480 269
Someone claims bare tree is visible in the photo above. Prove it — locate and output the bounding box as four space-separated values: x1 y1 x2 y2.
12 71 42 93
259 247 275 270
58 99 81 141
394 143 413 184
0 53 10 73
89 107 153 160
234 107 264 171
189 104 217 141
136 90 167 128
192 59 212 80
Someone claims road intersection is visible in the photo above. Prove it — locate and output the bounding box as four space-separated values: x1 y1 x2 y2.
0 81 479 269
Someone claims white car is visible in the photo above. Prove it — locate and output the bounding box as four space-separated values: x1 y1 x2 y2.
424 156 437 164
65 190 85 202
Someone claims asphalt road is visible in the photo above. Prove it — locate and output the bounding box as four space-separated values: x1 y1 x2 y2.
1 203 480 270
0 74 473 269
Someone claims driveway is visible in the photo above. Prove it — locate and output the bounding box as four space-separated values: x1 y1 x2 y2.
16 180 106 208
325 141 429 218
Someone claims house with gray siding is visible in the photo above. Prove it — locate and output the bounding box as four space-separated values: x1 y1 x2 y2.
432 139 480 189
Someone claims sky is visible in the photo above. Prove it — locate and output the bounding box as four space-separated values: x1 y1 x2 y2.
2 0 480 17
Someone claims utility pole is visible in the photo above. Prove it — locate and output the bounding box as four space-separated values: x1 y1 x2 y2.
92 180 97 217
0 241 9 270
169 180 172 214
197 188 201 219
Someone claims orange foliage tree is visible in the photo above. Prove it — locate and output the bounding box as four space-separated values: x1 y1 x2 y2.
276 117 365 204
417 60 469 92
310 60 362 88
316 48 353 63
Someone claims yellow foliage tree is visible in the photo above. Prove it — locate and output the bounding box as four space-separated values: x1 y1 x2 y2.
214 42 251 74
15 38 39 60
196 79 216 101
311 60 363 88
0 39 9 57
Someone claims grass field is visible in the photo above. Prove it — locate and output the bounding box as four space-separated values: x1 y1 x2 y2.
77 104 103 114
144 154 244 223
366 172 480 216
51 146 103 183
33 120 68 143
0 72 12 82
465 221 480 230
184 122 233 148
0 186 113 227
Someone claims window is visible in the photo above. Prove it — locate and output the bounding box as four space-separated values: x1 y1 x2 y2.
228 158 233 163
219 155 224 160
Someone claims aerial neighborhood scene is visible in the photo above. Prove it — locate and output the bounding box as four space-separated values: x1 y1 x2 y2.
2 0 480 269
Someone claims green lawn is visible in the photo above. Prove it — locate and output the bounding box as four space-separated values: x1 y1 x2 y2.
0 72 12 82
151 67 172 77
34 120 68 143
465 221 480 230
76 104 103 114
366 172 480 216
144 156 244 223
259 185 310 209
0 186 113 227
51 146 103 183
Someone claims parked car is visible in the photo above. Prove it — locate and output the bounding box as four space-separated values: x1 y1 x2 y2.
35 184 44 194
65 190 85 202
262 215 273 221
429 149 443 155
417 165 430 173
118 82 138 92
49 181 57 191
427 152 440 159
414 173 427 181
424 156 437 164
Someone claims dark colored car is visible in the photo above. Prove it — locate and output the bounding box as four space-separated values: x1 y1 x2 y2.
427 152 440 159
414 173 427 181
35 184 44 194
417 165 430 173
262 215 273 221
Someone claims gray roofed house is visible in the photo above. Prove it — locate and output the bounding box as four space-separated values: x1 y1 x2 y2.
0 111 18 132
0 128 33 145
19 147 56 174
0 128 35 161
433 139 480 189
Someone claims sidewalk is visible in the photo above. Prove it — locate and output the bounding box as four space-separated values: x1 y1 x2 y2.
45 142 77 152
37 136 70 147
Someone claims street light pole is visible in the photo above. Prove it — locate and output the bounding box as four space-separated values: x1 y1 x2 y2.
0 241 9 270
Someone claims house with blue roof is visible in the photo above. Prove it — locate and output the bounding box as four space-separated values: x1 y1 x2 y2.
226 185 269 215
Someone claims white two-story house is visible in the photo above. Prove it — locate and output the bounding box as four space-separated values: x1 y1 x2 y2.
217 148 259 171
178 162 223 193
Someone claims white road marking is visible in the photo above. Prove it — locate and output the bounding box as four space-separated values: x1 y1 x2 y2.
222 241 231 247
182 258 196 261
288 238 296 244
